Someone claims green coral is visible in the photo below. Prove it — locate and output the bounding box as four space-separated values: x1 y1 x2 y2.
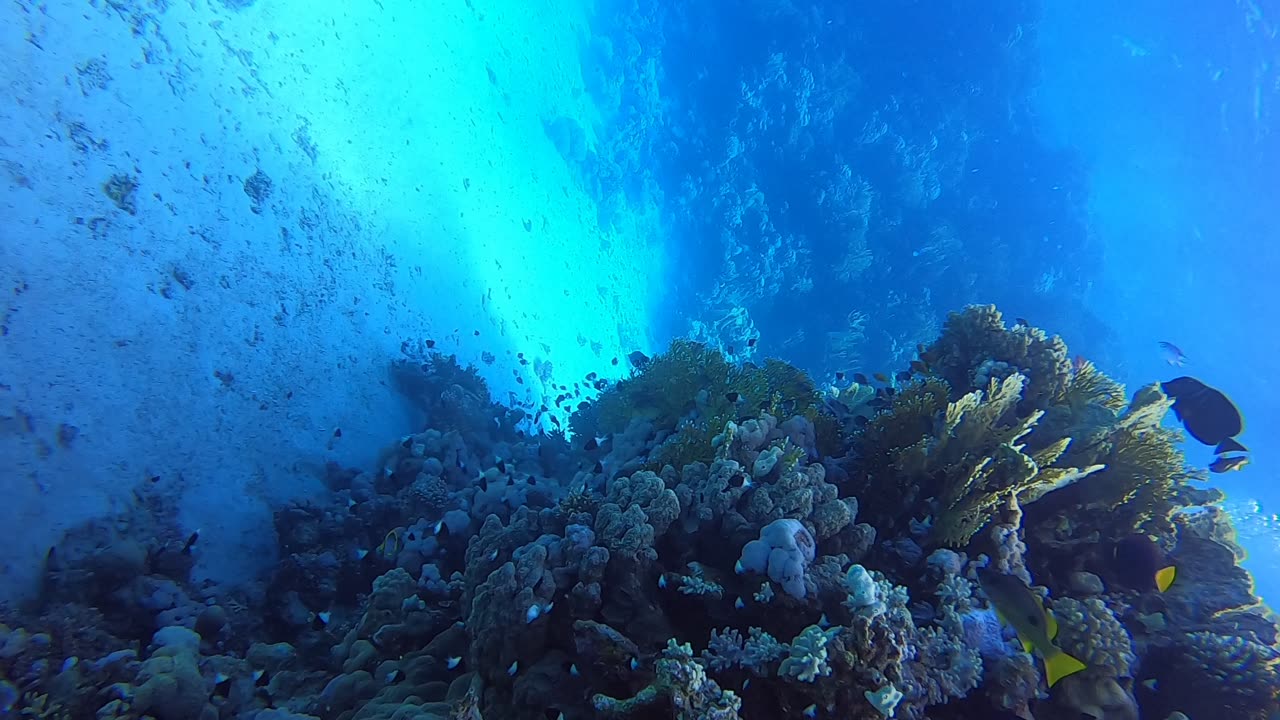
850 373 1102 546
571 340 840 469
851 305 1216 551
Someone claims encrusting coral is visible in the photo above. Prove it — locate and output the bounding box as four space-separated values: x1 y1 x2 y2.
1 304 1275 720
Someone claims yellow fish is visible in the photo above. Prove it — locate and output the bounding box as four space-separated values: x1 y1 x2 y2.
376 528 402 561
977 568 1087 688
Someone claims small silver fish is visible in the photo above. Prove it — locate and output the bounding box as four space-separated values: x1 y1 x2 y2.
629 657 640 671
446 656 461 669
734 597 745 609
507 660 519 676
803 704 817 718
658 575 668 589
526 605 541 624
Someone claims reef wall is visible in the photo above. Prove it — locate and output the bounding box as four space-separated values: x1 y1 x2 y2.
0 0 663 602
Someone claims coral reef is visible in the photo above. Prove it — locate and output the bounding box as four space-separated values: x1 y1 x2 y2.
1 306 1274 720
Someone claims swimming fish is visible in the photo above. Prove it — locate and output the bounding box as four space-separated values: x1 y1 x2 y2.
376 529 402 561
976 568 1087 687
1209 454 1250 473
1160 376 1246 454
747 338 757 348
872 372 890 383
1111 534 1177 592
1157 341 1187 367
852 373 870 385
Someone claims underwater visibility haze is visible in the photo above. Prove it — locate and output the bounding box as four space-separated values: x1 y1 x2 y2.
2 0 1279 718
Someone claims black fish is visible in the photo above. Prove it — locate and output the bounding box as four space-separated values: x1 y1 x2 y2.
181 531 199 555
584 437 598 451
747 338 757 348
853 373 870 385
434 520 450 540
725 392 741 403
529 476 537 485
1161 376 1246 454
727 345 734 355
593 460 603 474
895 371 911 383
611 357 619 366
578 401 590 411
835 372 845 381
479 477 489 493
1112 534 1176 592
1015 317 1030 327
506 478 514 486
628 351 650 369
426 339 436 348
496 459 507 474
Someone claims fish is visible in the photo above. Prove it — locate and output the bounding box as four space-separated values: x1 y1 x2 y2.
507 661 519 676
1209 454 1250 473
835 372 846 381
478 477 489 493
976 568 1087 687
909 360 929 374
425 339 436 348
734 596 745 609
434 520 450 540
747 338 757 348
853 373 870 385
1160 376 1246 454
181 530 200 555
725 392 742 403
1111 534 1177 592
525 604 541 624
385 669 403 684
496 459 507 474
584 437 598 451
802 704 817 718
658 574 668 589
727 345 735 355
376 529 402 561
311 610 331 630
611 357 619 366
895 371 911 383
1015 317 1030 327
872 372 889 383
629 657 640 670
1158 341 1187 367
592 460 603 474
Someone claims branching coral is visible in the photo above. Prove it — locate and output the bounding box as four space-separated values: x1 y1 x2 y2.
848 372 1101 546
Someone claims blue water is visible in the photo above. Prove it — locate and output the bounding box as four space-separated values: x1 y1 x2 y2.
2 0 1279 716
